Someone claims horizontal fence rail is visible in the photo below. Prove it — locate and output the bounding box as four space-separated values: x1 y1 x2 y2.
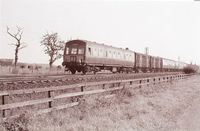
0 73 193 119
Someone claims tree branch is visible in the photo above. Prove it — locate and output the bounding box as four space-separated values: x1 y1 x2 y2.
6 26 23 41
9 43 17 46
18 45 27 50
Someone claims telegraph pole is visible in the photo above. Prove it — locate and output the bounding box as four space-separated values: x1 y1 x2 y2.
178 56 180 68
145 47 149 55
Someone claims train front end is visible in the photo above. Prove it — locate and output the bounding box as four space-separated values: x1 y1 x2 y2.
62 40 86 74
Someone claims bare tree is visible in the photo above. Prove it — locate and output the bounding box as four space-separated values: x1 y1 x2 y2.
41 32 65 68
6 26 26 67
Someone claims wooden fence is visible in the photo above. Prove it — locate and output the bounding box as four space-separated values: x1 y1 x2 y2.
0 74 192 119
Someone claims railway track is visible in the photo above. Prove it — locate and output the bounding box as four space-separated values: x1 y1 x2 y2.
0 72 112 83
0 72 113 82
0 72 182 91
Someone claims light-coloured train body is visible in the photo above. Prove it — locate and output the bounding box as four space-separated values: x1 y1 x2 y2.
62 40 188 74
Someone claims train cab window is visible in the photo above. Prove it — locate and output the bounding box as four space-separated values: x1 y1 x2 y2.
65 47 69 54
71 48 77 54
78 48 84 54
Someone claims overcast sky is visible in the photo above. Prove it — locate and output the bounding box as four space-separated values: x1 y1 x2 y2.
0 0 200 65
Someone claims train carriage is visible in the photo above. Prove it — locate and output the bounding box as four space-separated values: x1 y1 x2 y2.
62 39 188 74
62 40 135 74
162 58 177 71
178 62 187 70
150 56 163 72
134 52 151 72
85 41 135 68
155 57 163 71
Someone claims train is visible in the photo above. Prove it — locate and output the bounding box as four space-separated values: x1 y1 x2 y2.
62 40 188 74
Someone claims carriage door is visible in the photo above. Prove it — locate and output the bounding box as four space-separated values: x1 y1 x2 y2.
70 56 77 62
70 47 78 62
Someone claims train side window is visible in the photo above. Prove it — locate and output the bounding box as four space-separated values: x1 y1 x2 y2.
99 49 102 57
66 47 69 54
71 48 77 54
118 52 120 59
88 47 91 55
105 51 108 57
93 48 97 56
113 51 115 58
109 50 112 58
95 48 99 57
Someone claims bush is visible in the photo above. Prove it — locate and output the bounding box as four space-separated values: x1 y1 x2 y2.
183 66 197 74
2 114 29 131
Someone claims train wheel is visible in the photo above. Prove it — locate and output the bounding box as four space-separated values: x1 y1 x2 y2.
135 69 139 73
70 69 76 74
82 70 86 75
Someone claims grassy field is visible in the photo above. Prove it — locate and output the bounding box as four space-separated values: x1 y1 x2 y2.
0 66 65 76
1 75 200 131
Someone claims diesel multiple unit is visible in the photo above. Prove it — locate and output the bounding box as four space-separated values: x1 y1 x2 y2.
62 40 187 74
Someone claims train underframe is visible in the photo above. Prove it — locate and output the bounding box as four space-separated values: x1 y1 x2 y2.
62 62 179 74
63 62 135 74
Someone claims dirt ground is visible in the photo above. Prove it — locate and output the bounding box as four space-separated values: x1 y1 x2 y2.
1 74 200 131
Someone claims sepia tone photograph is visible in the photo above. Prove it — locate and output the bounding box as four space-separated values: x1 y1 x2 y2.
0 0 200 130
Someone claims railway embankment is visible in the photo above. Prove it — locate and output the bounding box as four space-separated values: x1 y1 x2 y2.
0 72 180 91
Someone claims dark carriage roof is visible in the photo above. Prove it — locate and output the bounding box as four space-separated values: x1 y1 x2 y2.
67 39 137 53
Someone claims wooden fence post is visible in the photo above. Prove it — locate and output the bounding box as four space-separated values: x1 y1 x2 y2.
153 78 156 85
130 81 133 85
1 95 8 117
48 91 54 108
139 80 142 88
81 86 84 92
102 84 105 89
147 79 150 86
163 77 165 82
166 77 169 82
78 86 84 100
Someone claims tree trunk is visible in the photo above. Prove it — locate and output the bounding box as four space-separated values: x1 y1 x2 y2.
49 62 53 69
49 54 54 69
14 45 19 67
